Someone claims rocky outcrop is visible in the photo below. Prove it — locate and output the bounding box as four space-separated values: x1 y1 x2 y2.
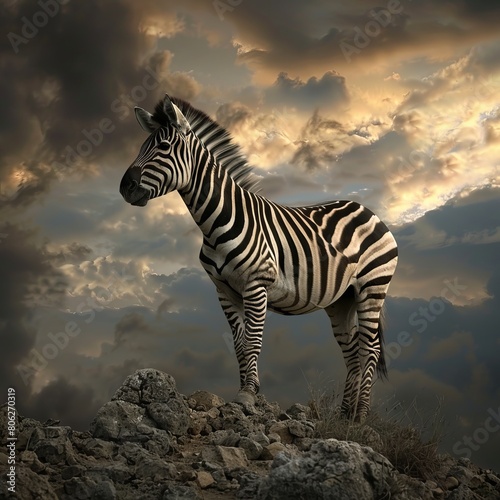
0 369 499 499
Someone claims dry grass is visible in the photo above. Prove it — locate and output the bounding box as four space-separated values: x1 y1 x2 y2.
307 382 446 481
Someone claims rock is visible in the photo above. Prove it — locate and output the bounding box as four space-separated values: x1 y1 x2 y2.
161 483 202 499
286 403 311 421
28 426 77 465
261 442 289 460
134 454 177 481
63 476 97 499
268 421 293 444
3 369 497 500
61 464 86 480
112 369 178 405
217 446 249 469
432 486 444 497
398 474 431 499
449 465 476 484
188 415 210 436
210 429 241 447
90 400 155 441
254 395 282 418
253 439 402 500
357 425 383 449
143 428 174 456
84 463 132 485
247 431 270 447
189 390 225 409
485 472 500 486
19 450 46 473
93 369 191 440
201 446 249 470
445 475 460 490
287 419 314 438
239 436 263 460
1 466 58 500
237 470 262 499
217 403 251 434
92 480 117 500
267 432 281 443
200 445 221 464
147 400 190 436
294 437 318 452
446 484 480 499
71 433 117 460
196 470 215 489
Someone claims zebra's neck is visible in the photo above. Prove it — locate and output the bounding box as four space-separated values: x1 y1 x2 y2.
179 143 247 239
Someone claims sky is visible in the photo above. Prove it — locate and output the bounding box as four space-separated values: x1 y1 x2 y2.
1 0 499 472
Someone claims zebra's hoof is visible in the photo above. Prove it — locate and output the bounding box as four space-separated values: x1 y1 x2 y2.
233 389 256 406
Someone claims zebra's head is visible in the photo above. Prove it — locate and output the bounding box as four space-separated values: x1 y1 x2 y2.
120 94 192 207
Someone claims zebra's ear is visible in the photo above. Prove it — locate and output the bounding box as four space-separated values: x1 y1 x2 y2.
134 107 160 133
162 94 191 135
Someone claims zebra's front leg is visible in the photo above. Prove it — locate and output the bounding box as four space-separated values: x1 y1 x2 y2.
217 291 247 390
233 285 268 407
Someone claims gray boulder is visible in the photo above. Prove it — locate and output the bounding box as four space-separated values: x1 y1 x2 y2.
90 400 155 441
91 369 190 441
28 426 77 465
249 438 404 500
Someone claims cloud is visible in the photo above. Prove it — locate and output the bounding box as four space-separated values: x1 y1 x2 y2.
26 378 102 430
264 71 349 111
183 0 500 85
390 186 500 302
0 223 67 414
0 0 202 207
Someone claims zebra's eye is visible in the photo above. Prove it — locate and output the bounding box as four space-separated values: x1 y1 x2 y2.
158 141 171 151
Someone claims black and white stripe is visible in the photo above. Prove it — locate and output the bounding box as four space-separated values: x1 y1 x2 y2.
120 95 398 421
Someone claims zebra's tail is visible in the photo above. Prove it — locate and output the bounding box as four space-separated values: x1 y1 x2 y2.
376 306 388 380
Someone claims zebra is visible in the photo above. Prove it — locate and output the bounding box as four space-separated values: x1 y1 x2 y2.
120 94 398 421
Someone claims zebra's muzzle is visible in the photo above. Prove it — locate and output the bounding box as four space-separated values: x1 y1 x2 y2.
130 191 150 206
120 167 150 206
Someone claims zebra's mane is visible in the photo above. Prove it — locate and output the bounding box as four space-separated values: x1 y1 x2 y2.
152 97 258 192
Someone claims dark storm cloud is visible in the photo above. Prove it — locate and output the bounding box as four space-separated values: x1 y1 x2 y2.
0 223 66 414
204 0 500 78
392 186 500 291
26 378 102 431
114 312 154 350
0 0 200 207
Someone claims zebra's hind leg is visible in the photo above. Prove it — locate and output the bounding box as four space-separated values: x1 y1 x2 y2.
353 291 388 421
325 286 361 421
